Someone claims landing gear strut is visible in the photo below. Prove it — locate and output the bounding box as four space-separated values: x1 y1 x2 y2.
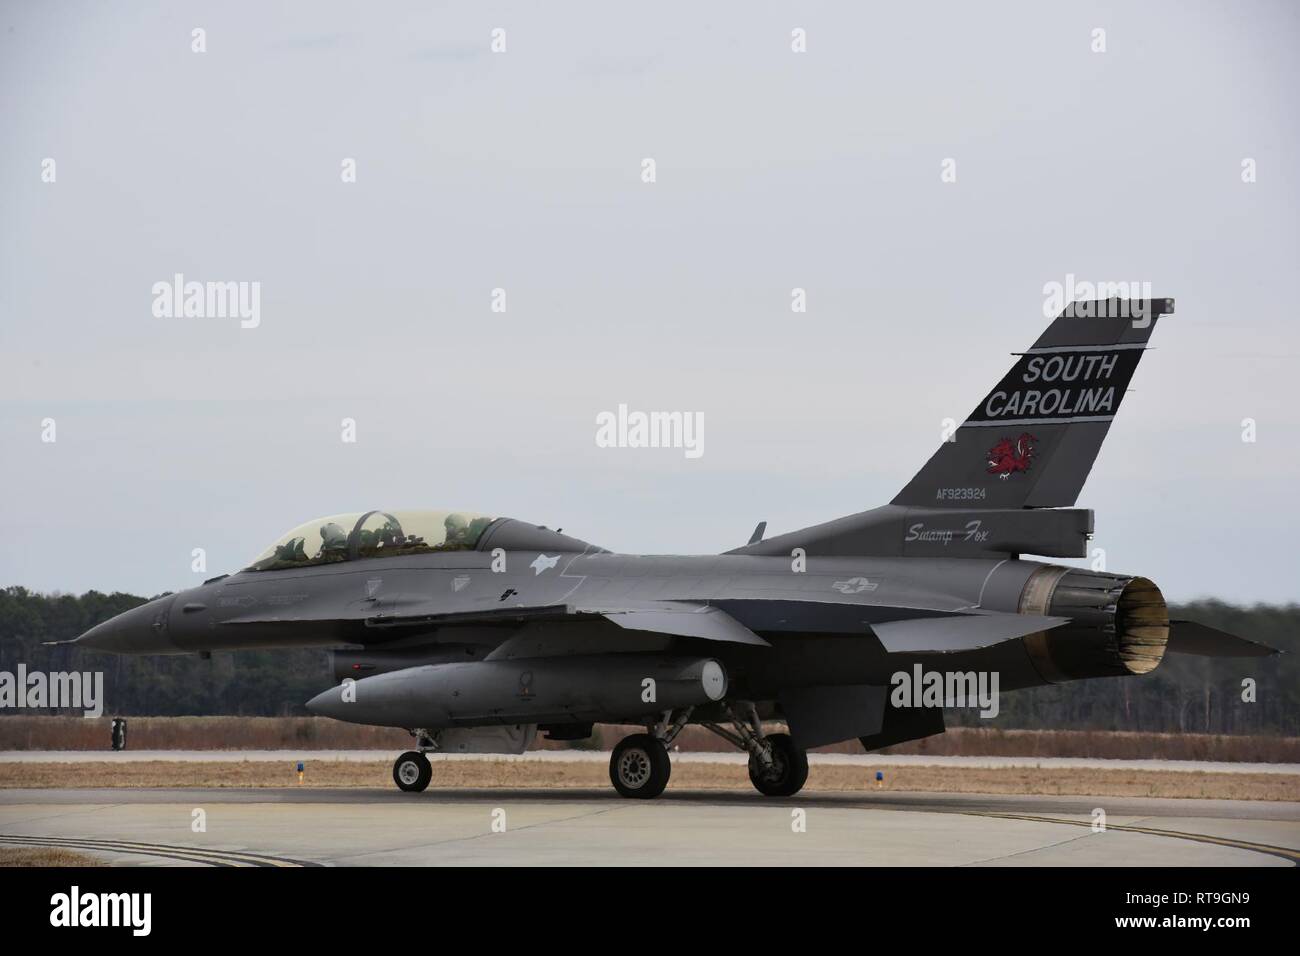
702 703 808 798
606 703 808 799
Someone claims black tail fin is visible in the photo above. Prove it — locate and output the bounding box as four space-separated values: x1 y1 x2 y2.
892 298 1174 509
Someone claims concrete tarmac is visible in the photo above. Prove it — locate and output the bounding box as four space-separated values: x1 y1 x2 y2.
1 787 1296 866
3 750 1297 774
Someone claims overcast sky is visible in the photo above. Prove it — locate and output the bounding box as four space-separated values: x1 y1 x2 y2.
2 1 1297 602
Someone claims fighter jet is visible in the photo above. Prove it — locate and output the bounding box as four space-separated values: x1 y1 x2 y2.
71 297 1275 799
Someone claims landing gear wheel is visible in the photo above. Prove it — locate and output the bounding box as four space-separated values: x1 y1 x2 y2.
609 733 671 799
393 751 432 792
748 733 808 797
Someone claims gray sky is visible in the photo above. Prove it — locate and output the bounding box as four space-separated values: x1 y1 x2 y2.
2 0 1298 602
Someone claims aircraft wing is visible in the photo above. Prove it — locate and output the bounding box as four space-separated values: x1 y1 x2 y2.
870 612 1071 654
582 601 769 646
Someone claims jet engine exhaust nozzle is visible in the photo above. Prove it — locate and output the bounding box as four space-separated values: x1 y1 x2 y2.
1018 568 1170 682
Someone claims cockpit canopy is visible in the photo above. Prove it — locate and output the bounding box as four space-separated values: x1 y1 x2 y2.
247 509 496 572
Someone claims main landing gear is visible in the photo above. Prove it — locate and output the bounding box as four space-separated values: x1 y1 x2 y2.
703 702 808 798
607 707 691 798
745 733 808 797
609 734 672 798
607 703 809 799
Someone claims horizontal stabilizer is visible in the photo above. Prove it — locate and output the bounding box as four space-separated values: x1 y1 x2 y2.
1167 621 1279 658
872 612 1069 654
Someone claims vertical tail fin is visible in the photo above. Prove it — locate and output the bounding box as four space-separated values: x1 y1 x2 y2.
892 298 1173 509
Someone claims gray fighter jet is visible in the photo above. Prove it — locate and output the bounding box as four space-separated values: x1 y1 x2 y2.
71 297 1275 798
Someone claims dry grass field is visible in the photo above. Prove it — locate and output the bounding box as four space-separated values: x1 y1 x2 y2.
0 847 106 867
4 716 1297 800
2 758 1297 800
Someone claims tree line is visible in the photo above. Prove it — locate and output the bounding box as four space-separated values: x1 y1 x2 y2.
0 587 1295 735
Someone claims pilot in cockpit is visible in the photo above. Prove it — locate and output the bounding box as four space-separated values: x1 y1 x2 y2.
319 521 348 556
443 513 469 549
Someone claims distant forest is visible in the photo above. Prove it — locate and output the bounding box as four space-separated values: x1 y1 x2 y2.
1 587 1295 735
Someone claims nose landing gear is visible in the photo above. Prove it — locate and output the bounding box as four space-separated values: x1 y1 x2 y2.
393 750 432 792
391 730 438 792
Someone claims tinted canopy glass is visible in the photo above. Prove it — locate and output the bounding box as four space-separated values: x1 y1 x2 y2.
247 510 496 571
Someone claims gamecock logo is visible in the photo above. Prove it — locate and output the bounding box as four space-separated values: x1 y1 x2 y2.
986 433 1037 479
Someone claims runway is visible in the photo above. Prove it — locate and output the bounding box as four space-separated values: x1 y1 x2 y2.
2 788 1296 866
4 750 1297 775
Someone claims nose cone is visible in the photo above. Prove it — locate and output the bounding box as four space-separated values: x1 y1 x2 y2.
76 597 178 654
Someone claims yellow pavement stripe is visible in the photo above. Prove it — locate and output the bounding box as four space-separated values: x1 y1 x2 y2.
0 833 312 867
0 835 250 867
961 811 1300 863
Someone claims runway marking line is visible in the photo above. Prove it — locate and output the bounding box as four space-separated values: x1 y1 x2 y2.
960 811 1300 864
0 833 318 867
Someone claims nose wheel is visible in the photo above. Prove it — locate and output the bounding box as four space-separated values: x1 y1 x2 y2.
393 751 432 792
609 733 671 798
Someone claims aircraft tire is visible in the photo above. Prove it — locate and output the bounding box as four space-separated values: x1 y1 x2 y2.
609 733 671 799
393 751 432 792
748 733 808 797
